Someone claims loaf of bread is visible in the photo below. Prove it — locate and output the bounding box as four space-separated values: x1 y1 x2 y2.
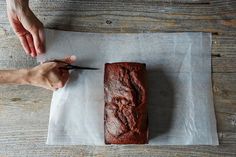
104 62 148 144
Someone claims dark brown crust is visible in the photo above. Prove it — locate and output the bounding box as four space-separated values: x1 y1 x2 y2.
104 62 148 144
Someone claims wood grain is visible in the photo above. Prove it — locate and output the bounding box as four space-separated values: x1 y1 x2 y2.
212 35 236 73
0 0 235 156
0 0 235 35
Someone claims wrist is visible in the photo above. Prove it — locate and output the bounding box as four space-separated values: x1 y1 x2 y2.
18 68 32 85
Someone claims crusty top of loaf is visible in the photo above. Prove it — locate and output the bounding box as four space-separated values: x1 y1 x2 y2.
104 62 148 144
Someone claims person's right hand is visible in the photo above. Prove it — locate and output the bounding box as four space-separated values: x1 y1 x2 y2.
6 0 45 57
26 56 77 91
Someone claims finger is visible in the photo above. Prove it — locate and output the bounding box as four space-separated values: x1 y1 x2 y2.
64 55 77 64
18 35 31 55
20 9 44 55
47 74 61 90
30 30 41 55
45 61 58 66
42 62 58 69
7 12 32 55
50 84 59 91
25 33 37 57
47 80 57 91
47 86 56 91
55 81 64 89
53 78 64 89
51 86 58 91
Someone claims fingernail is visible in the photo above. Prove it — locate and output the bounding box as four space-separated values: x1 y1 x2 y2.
31 53 36 57
70 55 77 61
25 50 31 55
37 48 42 54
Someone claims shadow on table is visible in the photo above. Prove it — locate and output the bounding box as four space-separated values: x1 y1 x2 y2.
147 67 176 140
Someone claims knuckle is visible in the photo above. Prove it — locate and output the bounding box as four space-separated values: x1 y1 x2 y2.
30 25 41 34
30 23 43 33
30 26 38 34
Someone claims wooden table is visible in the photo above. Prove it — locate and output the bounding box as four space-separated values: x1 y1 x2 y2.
0 0 235 156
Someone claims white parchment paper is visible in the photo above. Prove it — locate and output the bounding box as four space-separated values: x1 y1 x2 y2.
38 29 218 145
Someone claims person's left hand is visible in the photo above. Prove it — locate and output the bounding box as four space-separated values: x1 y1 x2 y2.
26 56 76 91
6 0 45 57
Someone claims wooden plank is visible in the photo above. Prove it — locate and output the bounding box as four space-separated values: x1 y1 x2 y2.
212 36 236 73
212 73 236 145
0 0 235 35
0 144 236 157
212 36 236 57
0 35 37 69
213 73 236 114
212 58 236 73
33 0 236 35
27 1 233 19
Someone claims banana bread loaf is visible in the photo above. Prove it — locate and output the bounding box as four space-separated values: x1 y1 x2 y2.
104 62 148 144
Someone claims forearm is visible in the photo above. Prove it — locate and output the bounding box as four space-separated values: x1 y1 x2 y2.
0 69 30 85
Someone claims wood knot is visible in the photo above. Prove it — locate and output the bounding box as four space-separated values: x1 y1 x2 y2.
11 98 21 101
106 20 112 25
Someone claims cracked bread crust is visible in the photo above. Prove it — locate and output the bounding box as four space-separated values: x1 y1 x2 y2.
104 62 148 144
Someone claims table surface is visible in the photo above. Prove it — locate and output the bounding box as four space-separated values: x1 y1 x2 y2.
0 0 235 156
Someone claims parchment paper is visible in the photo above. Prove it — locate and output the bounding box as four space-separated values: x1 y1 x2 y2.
37 29 219 145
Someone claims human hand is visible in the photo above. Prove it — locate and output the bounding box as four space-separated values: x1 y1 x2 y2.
26 56 77 91
6 0 45 57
